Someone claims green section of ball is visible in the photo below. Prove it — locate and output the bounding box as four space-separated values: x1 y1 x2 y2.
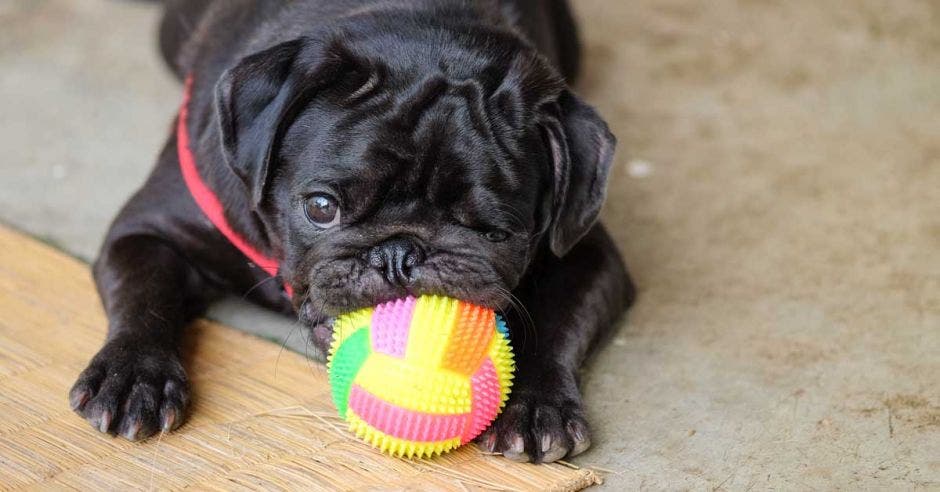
328 327 371 418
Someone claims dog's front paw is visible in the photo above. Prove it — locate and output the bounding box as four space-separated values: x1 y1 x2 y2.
476 388 591 463
69 337 190 441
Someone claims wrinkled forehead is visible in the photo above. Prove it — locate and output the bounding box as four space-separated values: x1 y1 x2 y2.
282 89 544 224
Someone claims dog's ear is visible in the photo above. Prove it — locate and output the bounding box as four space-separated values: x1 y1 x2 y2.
216 39 303 207
215 37 350 207
541 91 616 257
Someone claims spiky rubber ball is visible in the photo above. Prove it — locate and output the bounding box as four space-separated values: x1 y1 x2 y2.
327 295 514 458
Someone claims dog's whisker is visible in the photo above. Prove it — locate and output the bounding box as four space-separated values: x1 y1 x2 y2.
242 276 277 300
492 285 536 353
274 317 302 380
306 296 330 362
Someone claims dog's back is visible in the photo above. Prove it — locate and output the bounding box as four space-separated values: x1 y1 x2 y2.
159 0 581 82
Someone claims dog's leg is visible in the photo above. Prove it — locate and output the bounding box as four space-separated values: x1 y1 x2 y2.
66 137 222 440
478 224 635 462
68 229 207 440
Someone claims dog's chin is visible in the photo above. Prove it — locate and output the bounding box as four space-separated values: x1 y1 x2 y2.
299 259 518 315
298 272 515 317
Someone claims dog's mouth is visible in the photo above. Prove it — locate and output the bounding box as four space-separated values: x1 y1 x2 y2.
299 285 510 360
298 300 335 359
310 319 334 354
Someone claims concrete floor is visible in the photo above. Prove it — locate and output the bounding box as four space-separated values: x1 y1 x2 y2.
1 0 938 489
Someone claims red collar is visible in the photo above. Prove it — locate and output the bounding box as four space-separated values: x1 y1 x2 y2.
177 76 293 298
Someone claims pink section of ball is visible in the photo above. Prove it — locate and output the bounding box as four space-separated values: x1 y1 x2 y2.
461 357 502 444
370 296 415 358
348 385 465 442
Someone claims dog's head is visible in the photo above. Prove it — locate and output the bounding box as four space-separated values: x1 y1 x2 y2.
215 26 615 318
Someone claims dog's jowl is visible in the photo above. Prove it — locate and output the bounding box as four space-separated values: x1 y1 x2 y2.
70 0 634 463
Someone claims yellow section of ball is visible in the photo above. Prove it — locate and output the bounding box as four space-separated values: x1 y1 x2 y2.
404 295 460 367
353 351 472 414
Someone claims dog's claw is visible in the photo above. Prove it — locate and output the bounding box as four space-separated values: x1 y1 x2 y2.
160 408 177 433
121 420 142 441
93 410 112 434
478 431 498 453
502 434 530 462
69 388 90 412
566 419 591 457
541 434 568 463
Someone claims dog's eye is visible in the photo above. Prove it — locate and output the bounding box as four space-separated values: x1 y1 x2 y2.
304 193 341 228
483 230 509 242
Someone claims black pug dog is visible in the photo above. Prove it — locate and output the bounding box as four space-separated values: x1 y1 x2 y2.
69 0 634 463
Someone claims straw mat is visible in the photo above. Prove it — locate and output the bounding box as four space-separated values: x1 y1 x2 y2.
0 224 600 491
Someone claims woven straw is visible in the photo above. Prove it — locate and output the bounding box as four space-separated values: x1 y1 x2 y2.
0 224 600 491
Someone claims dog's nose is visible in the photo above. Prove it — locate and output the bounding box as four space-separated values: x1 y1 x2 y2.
367 235 425 285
